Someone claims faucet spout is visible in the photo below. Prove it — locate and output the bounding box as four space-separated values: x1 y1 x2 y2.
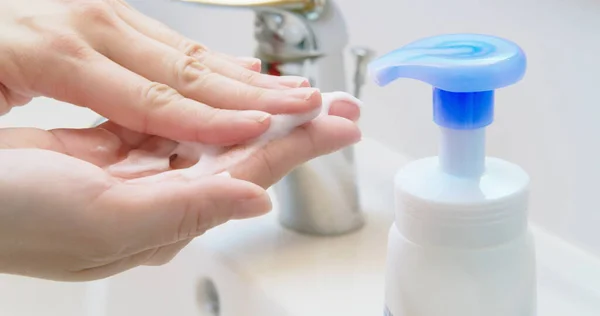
251 1 367 236
179 0 370 236
179 0 320 10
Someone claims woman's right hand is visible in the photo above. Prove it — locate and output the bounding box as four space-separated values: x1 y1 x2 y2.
0 0 320 144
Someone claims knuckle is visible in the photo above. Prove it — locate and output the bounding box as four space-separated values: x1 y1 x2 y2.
140 82 180 109
74 1 117 27
179 40 209 61
174 57 210 86
138 82 181 134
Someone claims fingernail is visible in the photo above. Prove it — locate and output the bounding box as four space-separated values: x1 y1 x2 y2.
243 110 271 123
288 87 320 101
278 76 310 88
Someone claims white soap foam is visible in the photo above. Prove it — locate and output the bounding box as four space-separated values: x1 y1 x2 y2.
108 91 362 183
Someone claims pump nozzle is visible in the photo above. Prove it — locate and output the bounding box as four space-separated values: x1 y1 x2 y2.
368 34 526 177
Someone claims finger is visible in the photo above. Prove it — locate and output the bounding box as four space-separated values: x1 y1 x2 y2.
229 116 361 188
100 175 272 250
68 174 272 280
234 57 263 72
108 0 261 69
0 83 31 115
109 1 305 88
99 21 320 115
191 51 310 89
61 51 271 144
328 98 361 122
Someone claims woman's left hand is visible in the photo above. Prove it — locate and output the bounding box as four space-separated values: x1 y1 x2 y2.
0 100 360 281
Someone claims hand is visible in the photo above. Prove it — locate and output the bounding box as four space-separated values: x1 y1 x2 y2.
0 0 320 144
0 101 360 281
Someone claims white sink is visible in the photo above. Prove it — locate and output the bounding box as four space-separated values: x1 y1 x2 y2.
0 113 599 315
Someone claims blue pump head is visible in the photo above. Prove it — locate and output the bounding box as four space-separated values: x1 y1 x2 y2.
368 33 527 130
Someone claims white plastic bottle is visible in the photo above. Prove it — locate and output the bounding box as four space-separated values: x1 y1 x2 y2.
369 34 537 316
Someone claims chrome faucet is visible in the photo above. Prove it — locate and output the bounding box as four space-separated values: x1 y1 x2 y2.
98 0 372 236
179 0 372 236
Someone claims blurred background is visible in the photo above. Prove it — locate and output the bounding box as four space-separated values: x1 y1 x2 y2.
111 0 600 258
1 1 599 315
1 0 598 257
2 0 599 256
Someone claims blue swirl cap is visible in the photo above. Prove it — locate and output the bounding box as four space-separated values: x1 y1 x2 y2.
368 33 526 129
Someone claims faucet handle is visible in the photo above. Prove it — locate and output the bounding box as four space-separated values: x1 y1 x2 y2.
178 0 325 15
350 46 375 98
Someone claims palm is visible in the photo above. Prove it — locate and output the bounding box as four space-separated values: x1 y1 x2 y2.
0 121 166 174
0 114 360 187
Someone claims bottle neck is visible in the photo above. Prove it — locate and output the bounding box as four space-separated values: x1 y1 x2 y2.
439 127 486 178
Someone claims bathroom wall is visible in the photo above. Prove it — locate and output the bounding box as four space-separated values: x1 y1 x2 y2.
347 0 600 258
0 0 598 257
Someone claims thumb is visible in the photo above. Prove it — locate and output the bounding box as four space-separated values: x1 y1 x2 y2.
101 175 272 252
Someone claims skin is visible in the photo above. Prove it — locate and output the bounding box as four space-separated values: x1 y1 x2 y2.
0 0 361 281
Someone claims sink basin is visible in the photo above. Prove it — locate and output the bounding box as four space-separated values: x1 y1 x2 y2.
0 132 599 316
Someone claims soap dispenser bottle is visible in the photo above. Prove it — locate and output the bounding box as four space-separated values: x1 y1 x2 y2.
369 34 536 316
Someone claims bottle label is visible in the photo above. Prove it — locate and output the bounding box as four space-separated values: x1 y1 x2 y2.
384 306 394 316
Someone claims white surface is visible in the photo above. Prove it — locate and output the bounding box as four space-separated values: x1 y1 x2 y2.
0 97 98 129
126 0 600 256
